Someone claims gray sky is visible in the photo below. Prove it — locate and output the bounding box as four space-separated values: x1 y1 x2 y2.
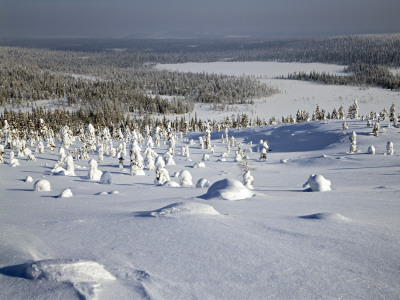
1 0 399 39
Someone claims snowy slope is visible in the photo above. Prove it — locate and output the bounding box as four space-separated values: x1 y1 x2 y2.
1 118 400 299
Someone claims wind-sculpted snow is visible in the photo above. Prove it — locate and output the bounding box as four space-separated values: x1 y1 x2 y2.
134 202 221 218
299 212 351 222
1 119 400 299
0 259 115 300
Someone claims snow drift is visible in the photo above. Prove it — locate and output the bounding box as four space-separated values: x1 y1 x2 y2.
0 259 115 300
136 202 221 218
200 178 254 200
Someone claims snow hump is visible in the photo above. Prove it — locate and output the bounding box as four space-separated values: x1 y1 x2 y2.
136 202 221 218
200 178 254 201
34 179 51 192
303 174 331 192
0 259 115 300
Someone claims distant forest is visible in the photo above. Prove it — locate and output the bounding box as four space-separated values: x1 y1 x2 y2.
1 33 399 132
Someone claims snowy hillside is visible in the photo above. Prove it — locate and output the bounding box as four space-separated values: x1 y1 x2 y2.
1 117 400 299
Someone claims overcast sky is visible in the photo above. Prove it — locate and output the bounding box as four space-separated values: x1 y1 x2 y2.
1 0 399 39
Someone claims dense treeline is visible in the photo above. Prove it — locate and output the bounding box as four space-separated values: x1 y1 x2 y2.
0 47 276 111
141 34 400 67
2 33 399 66
282 63 400 90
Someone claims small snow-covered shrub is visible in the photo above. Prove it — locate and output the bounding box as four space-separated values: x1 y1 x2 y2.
100 171 112 184
196 178 211 188
303 174 331 192
349 131 357 153
34 179 51 192
58 188 73 198
154 167 170 186
179 170 193 186
193 162 205 168
368 146 376 154
25 176 33 183
88 159 103 181
243 171 254 189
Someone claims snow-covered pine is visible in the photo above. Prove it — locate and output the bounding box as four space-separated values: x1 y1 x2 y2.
154 165 170 186
179 170 193 186
372 122 380 136
88 159 103 181
342 122 348 130
243 170 254 189
0 144 4 163
349 131 357 153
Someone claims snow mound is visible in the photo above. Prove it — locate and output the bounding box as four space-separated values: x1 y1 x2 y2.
368 145 376 154
58 188 73 198
2 259 115 300
143 202 220 218
34 179 51 192
303 174 331 192
25 176 33 183
163 180 180 187
100 171 112 184
196 178 211 188
200 178 254 201
193 161 205 168
299 212 351 222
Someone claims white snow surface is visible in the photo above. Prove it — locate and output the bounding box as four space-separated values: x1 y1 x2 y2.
1 62 400 299
2 119 400 299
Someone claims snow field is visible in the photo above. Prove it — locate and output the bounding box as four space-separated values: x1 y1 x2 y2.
1 58 400 298
1 117 400 299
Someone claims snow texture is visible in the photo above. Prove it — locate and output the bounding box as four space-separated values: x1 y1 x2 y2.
137 202 221 218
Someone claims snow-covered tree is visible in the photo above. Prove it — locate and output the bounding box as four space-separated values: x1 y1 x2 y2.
204 123 211 150
389 103 396 122
0 145 4 163
88 159 103 181
130 147 145 176
243 170 254 189
164 150 176 166
98 144 104 163
349 131 357 153
342 122 348 130
372 122 380 136
179 170 193 186
9 151 19 167
154 166 170 186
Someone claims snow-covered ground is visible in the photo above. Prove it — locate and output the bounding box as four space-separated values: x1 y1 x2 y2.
1 61 400 299
1 117 400 299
